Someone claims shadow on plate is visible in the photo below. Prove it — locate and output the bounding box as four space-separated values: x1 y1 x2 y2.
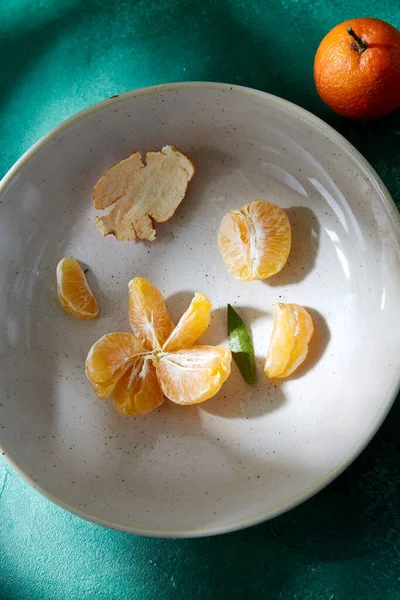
200 361 286 420
154 146 240 243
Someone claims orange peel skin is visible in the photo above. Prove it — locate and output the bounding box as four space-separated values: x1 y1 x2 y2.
93 145 195 241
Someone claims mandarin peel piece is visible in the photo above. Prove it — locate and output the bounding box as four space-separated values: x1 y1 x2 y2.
93 145 195 241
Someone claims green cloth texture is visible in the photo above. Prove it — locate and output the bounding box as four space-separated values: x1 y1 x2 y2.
1 0 399 598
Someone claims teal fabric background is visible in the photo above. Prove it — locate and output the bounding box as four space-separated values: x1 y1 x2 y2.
1 1 399 598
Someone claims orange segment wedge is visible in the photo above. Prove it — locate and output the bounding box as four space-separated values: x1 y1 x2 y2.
113 358 164 416
264 303 314 378
56 257 99 319
163 293 211 352
128 277 174 350
218 200 291 281
91 367 127 400
155 345 232 405
85 332 146 384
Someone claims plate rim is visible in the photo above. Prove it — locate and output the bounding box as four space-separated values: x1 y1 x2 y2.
1 81 399 538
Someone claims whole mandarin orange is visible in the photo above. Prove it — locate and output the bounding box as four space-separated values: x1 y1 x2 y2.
314 18 400 120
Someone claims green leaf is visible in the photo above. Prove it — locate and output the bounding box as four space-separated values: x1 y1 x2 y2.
227 304 256 384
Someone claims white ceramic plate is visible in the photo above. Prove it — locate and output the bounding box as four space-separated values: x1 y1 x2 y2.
1 83 399 537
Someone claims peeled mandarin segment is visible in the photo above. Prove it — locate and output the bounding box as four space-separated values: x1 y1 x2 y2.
279 305 314 378
113 359 164 416
246 200 291 279
85 332 146 384
264 303 314 379
91 366 127 400
156 345 232 406
163 293 212 352
264 304 296 378
218 200 291 281
128 277 174 350
218 211 253 281
56 257 99 320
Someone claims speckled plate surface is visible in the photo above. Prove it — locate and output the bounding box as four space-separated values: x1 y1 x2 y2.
1 83 400 537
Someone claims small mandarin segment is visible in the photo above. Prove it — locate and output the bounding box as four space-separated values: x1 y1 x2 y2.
155 345 232 405
91 367 127 400
218 210 252 280
163 293 211 352
56 257 99 320
279 305 314 378
128 277 175 350
85 332 146 384
264 304 297 378
218 200 291 281
113 359 164 416
264 303 314 379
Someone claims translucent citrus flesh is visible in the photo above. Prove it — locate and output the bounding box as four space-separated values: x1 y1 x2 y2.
218 211 252 281
92 367 127 400
280 305 314 377
56 257 99 319
87 281 231 414
128 277 174 350
264 303 314 378
218 200 291 281
113 359 164 416
156 345 232 405
163 293 211 352
85 332 147 383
